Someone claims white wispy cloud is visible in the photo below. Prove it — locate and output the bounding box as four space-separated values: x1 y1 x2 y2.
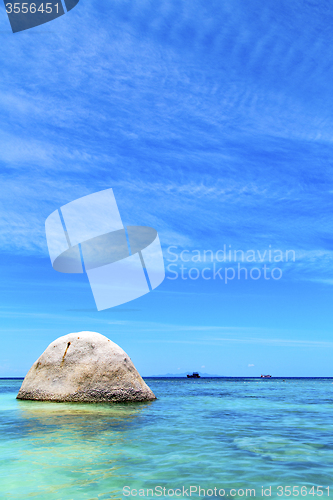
1 0 333 288
139 337 333 349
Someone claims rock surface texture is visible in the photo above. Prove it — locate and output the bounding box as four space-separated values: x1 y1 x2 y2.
17 331 156 402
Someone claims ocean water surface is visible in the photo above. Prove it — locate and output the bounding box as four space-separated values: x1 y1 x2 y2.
0 378 333 499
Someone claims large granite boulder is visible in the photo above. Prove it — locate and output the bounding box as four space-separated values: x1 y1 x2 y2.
17 331 156 402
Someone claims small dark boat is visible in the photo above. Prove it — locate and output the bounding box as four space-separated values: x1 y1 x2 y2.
260 374 271 378
187 372 200 378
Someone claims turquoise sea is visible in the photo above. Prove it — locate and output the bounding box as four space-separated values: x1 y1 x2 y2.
1 378 333 500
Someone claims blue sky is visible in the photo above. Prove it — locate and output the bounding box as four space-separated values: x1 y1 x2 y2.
1 0 333 377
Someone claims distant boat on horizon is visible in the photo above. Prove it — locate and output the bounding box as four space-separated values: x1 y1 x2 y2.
187 372 200 378
261 374 272 378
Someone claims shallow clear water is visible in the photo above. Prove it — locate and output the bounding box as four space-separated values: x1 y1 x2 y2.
1 378 333 499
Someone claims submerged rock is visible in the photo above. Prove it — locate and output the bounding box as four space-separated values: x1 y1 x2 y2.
17 331 156 402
